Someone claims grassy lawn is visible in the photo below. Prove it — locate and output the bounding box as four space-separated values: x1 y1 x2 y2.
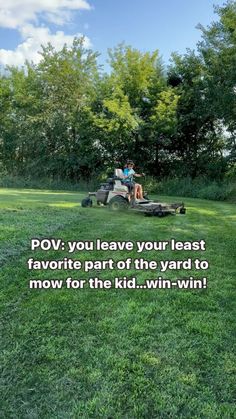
0 188 235 418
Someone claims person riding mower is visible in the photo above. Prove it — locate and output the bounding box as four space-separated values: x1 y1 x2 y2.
81 167 186 217
122 160 145 200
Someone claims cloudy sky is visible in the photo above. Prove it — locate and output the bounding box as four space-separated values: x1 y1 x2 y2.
0 0 226 69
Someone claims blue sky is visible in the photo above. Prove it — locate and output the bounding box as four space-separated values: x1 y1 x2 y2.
0 0 226 69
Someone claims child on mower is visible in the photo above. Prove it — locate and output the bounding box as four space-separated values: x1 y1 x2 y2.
123 160 145 200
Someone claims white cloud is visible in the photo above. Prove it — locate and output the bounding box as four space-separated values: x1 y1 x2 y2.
0 0 91 28
0 0 92 67
0 24 91 67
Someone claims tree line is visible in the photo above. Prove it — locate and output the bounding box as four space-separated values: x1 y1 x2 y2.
0 1 235 182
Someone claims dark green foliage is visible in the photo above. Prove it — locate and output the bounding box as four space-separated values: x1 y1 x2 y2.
0 174 99 192
143 176 236 202
167 0 236 179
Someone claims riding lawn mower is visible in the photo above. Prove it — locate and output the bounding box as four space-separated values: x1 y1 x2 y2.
81 169 186 217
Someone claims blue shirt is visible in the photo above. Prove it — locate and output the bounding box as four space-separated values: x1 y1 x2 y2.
123 168 135 183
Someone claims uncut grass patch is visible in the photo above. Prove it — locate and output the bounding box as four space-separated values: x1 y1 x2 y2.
0 188 235 418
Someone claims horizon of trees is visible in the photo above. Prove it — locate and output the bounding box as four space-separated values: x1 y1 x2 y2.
0 0 235 181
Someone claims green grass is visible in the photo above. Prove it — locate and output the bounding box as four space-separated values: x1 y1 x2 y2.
0 188 235 418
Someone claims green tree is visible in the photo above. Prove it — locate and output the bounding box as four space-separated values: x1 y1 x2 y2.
168 50 226 178
94 44 178 175
0 38 102 180
197 0 236 168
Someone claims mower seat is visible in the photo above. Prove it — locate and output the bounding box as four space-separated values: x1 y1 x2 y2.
114 168 129 193
115 168 125 179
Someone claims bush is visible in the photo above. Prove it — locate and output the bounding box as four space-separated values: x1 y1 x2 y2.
142 176 160 193
144 175 236 202
0 174 99 192
226 163 236 180
0 173 235 202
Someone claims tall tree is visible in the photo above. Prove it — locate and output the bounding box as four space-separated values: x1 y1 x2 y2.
197 0 236 168
0 38 102 180
94 44 179 175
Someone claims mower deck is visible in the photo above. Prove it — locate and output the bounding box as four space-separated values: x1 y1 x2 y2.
129 200 185 216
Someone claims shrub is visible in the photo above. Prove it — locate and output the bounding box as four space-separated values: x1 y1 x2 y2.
0 173 235 202
0 174 99 192
143 176 236 202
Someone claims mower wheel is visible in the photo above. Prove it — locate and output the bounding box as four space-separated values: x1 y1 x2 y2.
180 207 186 214
109 196 128 211
154 209 164 217
81 197 93 208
